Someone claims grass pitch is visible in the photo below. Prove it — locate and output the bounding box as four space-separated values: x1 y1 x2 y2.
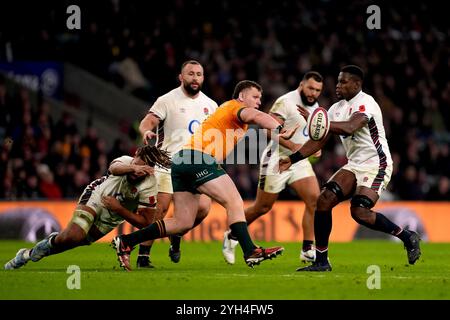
1 240 449 300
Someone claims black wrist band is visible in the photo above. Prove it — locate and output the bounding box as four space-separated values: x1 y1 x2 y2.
289 151 306 164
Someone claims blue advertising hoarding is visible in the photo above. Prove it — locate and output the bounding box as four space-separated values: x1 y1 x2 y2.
0 61 63 99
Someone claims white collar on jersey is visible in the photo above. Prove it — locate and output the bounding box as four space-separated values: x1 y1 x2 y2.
347 90 364 104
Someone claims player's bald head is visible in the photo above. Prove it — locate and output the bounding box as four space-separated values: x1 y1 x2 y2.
181 60 203 73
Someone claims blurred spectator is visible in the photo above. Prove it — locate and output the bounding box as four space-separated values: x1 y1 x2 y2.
37 164 62 199
54 111 78 139
0 75 11 140
427 177 450 201
108 138 130 161
396 166 425 200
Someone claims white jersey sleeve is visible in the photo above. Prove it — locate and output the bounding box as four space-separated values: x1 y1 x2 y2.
270 97 292 123
149 97 168 120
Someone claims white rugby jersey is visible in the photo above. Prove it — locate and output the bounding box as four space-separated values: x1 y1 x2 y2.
149 86 218 172
328 91 393 168
261 90 319 166
81 156 158 216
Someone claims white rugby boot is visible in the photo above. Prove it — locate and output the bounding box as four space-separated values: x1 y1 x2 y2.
4 248 31 270
222 230 239 265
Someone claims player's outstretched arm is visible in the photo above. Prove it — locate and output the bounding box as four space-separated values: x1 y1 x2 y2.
279 134 329 172
239 108 282 130
241 108 301 150
329 112 368 136
139 112 160 144
264 113 300 151
297 135 329 158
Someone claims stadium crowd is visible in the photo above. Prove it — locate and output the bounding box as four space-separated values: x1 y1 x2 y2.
0 0 449 201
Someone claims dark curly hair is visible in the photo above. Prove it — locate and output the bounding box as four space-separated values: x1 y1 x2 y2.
135 145 171 169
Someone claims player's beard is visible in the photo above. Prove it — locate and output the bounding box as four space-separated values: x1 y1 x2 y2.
300 91 317 106
183 82 202 96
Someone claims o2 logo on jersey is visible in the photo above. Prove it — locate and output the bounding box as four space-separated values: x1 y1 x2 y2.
188 119 201 134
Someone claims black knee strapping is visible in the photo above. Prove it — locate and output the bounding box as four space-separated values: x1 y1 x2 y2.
323 181 344 201
351 195 374 209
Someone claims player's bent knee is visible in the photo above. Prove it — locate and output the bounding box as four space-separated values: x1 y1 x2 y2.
350 195 374 209
322 181 345 202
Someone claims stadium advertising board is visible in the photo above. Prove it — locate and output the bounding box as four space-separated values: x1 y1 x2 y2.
0 201 449 243
0 61 63 99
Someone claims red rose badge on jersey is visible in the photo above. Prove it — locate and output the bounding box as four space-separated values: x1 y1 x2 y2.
359 105 365 112
203 107 209 115
148 195 156 207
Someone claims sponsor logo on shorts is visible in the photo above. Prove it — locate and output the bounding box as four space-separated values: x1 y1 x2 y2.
196 169 209 179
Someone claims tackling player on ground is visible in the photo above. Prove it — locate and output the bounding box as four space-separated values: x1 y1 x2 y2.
4 145 171 270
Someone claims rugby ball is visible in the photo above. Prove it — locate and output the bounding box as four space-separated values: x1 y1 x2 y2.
307 107 330 141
